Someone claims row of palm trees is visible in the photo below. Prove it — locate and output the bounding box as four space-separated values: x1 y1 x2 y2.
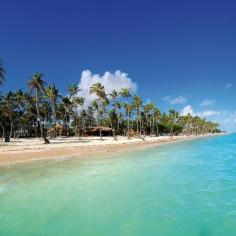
0 61 221 142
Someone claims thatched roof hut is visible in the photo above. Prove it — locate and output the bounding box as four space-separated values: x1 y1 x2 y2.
83 126 113 136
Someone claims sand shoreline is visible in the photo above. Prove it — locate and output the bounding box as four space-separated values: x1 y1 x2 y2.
0 134 224 166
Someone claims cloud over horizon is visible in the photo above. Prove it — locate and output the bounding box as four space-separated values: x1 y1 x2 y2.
77 70 137 107
181 105 236 131
198 110 222 117
181 105 194 116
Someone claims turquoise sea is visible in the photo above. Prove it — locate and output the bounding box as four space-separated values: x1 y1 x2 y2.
0 134 236 236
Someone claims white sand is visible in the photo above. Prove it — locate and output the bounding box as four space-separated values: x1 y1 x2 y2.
0 134 223 166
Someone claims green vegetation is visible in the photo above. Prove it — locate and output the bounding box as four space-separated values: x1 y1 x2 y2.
0 60 220 142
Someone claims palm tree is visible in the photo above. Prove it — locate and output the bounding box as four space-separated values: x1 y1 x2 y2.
169 109 179 135
0 93 6 139
67 84 86 137
61 96 72 136
85 105 96 127
144 103 156 135
0 63 223 140
15 90 26 138
132 95 142 134
109 90 121 138
28 73 46 138
186 113 193 135
71 96 84 137
123 103 133 138
0 59 5 87
68 84 80 99
90 83 108 140
20 92 38 137
91 100 99 127
40 100 51 129
45 84 59 137
113 101 122 134
110 90 118 100
154 107 161 136
160 112 169 134
108 108 119 140
5 91 16 139
120 88 131 136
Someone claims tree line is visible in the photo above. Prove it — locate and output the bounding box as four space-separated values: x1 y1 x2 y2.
0 60 220 142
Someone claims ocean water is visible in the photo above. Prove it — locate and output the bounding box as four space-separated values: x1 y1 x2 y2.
0 134 236 236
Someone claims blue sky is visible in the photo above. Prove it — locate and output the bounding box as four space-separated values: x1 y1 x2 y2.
1 0 236 131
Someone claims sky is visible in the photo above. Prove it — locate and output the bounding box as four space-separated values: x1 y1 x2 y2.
0 0 236 131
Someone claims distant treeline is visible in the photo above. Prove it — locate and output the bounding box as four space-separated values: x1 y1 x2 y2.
0 60 220 142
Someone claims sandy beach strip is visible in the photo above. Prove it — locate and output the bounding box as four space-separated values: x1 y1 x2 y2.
0 134 223 166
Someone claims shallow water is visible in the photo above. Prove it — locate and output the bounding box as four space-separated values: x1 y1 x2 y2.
0 134 236 235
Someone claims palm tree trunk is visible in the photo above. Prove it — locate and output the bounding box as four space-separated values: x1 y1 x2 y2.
142 120 145 136
9 115 13 140
16 127 22 139
64 115 69 136
139 108 142 135
74 115 78 137
156 120 159 136
36 89 43 138
79 114 82 139
136 109 139 133
97 101 102 141
149 116 151 135
99 112 102 140
33 120 38 137
128 111 130 132
136 118 139 133
0 121 5 140
99 127 102 140
52 101 56 138
117 115 120 135
152 116 155 135
128 111 130 139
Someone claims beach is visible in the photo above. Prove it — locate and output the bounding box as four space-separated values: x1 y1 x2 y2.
0 134 222 166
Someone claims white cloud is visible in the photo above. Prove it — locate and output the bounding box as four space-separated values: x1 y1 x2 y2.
197 110 221 117
181 105 194 116
77 70 137 107
181 105 222 118
163 95 187 105
200 99 215 107
225 83 232 89
180 105 236 132
206 111 236 132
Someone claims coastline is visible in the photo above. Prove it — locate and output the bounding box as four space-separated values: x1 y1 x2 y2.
0 134 224 166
